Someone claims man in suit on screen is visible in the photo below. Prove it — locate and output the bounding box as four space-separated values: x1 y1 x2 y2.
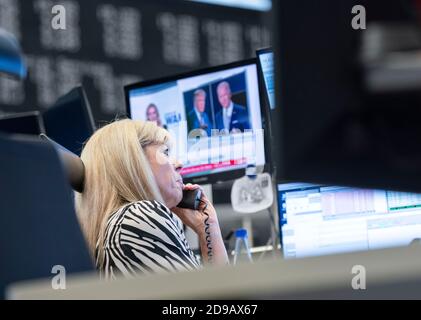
187 89 213 136
215 81 250 133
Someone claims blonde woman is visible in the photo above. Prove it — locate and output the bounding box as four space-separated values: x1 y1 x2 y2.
75 119 228 279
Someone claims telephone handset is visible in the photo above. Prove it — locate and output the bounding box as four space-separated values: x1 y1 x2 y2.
177 189 202 210
176 188 213 263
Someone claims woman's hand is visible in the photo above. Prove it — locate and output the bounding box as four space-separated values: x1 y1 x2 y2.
171 183 219 234
171 183 229 266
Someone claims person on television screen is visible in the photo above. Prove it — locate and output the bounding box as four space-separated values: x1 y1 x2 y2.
146 103 167 129
187 89 213 136
215 81 250 133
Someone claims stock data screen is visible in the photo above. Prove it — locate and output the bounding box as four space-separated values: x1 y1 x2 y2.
278 182 421 258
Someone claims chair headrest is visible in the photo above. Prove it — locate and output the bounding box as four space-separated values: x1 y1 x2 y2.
40 134 85 193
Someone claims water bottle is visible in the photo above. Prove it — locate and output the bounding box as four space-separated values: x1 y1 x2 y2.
233 228 253 265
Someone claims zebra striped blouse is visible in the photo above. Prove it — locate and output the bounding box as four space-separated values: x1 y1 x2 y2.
97 200 201 279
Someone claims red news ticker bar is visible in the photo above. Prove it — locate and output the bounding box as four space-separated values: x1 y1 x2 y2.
180 158 247 175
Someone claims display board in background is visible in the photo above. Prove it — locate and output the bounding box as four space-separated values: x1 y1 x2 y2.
0 0 271 124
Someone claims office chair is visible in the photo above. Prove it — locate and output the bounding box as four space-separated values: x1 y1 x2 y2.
0 133 94 299
40 133 85 193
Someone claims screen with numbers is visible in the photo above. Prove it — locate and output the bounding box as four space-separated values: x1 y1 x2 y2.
278 182 421 259
0 0 271 124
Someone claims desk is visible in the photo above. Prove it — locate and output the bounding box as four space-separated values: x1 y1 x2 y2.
7 245 421 299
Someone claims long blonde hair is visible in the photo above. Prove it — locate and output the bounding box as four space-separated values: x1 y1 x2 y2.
75 119 170 267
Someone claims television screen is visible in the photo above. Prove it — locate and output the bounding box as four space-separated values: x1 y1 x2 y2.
125 59 267 184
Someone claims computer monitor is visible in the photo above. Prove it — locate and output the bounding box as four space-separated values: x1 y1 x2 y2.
256 48 275 110
42 86 96 156
278 181 421 259
125 59 268 184
0 111 45 135
273 0 421 192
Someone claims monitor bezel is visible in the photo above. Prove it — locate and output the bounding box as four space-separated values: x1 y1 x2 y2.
255 47 276 180
0 110 46 135
256 47 274 111
124 58 271 185
43 85 96 156
76 86 97 134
